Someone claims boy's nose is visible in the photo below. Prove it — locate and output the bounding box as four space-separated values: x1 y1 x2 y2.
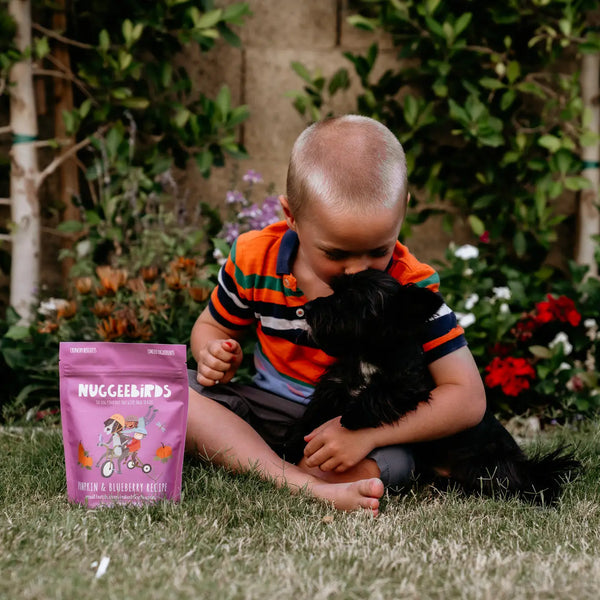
343 257 370 275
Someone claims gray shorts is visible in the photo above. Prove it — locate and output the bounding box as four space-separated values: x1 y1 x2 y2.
188 370 414 490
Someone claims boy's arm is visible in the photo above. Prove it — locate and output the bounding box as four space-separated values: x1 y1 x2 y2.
302 346 486 473
191 308 244 387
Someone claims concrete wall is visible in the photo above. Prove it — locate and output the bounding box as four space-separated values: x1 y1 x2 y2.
182 0 461 264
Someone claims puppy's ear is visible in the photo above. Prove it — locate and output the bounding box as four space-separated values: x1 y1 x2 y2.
394 285 444 329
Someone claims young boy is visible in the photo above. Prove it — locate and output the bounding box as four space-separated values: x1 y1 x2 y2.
186 115 486 515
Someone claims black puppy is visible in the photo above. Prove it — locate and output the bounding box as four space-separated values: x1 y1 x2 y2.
288 269 579 505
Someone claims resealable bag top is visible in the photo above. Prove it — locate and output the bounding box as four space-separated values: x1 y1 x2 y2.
59 342 188 507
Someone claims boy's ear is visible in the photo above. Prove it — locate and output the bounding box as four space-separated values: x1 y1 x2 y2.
279 195 297 231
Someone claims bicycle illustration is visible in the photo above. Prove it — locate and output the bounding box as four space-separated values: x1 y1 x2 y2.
126 453 152 474
96 438 130 478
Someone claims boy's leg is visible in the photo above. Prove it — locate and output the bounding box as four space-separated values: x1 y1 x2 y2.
296 445 414 491
186 388 384 513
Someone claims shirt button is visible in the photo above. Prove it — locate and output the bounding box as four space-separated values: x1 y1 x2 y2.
296 308 305 317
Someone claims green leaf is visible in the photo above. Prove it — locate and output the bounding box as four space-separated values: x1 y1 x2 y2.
529 345 552 359
195 150 214 176
468 215 486 236
227 105 250 127
479 77 505 90
105 127 122 159
57 220 84 233
119 97 150 109
122 19 133 44
564 176 591 191
79 99 92 119
425 16 445 39
118 49 133 71
212 237 232 257
111 87 133 100
173 107 191 128
403 95 418 127
500 89 516 111
347 15 377 32
61 110 77 135
215 85 231 120
99 29 110 51
513 231 527 257
538 134 561 153
34 36 50 60
291 61 314 85
5 325 30 341
506 60 520 84
161 63 173 88
195 9 223 30
329 68 350 95
132 23 144 43
454 13 472 37
222 3 251 24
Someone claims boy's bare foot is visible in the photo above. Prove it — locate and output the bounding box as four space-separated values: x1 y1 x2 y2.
309 478 384 515
298 456 381 483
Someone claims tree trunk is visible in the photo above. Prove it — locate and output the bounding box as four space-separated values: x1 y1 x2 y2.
52 0 80 283
8 0 41 323
576 51 600 278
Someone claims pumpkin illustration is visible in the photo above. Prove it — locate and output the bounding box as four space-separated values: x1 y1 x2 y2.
77 442 93 469
155 443 173 463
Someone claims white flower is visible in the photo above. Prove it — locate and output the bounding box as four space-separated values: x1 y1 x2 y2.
557 362 571 372
499 303 510 314
454 244 479 260
463 268 474 277
492 286 511 300
584 318 598 341
549 332 573 356
39 297 69 316
456 312 476 328
464 293 479 311
212 248 227 267
76 239 91 258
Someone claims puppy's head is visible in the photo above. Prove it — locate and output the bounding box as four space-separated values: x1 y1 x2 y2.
304 269 444 356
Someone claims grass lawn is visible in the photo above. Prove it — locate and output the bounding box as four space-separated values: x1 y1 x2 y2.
2 424 599 600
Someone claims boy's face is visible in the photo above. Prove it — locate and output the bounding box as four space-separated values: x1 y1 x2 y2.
281 195 405 288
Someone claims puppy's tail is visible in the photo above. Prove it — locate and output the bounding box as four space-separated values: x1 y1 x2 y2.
475 445 581 506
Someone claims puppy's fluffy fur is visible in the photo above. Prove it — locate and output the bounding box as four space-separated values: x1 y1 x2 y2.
288 269 579 505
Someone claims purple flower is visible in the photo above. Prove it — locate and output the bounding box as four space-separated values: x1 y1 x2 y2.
221 222 240 244
242 169 263 184
226 190 245 204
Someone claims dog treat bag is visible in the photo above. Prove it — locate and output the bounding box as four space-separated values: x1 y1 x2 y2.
59 342 188 507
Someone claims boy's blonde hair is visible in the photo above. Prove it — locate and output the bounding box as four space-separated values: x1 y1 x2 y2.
286 115 408 219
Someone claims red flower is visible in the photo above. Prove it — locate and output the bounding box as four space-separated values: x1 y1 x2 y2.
534 295 581 327
512 316 537 342
479 231 490 243
484 356 536 397
488 342 513 357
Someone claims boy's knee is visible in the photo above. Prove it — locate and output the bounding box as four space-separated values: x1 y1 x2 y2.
367 445 415 492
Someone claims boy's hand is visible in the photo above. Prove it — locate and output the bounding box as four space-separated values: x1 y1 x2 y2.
303 417 376 473
196 339 243 387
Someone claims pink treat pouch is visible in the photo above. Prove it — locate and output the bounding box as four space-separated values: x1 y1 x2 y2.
59 342 188 507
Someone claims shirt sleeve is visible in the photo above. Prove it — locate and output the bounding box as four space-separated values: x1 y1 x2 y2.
208 238 256 330
421 302 467 363
388 242 467 362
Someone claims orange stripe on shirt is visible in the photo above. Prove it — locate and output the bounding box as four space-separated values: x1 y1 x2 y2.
422 325 465 352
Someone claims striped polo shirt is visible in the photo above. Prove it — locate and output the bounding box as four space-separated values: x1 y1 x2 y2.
209 221 466 404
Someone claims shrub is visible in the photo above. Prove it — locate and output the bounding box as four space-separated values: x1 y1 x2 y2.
438 241 600 422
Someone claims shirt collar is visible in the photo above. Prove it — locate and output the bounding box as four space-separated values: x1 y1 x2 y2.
276 228 299 275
